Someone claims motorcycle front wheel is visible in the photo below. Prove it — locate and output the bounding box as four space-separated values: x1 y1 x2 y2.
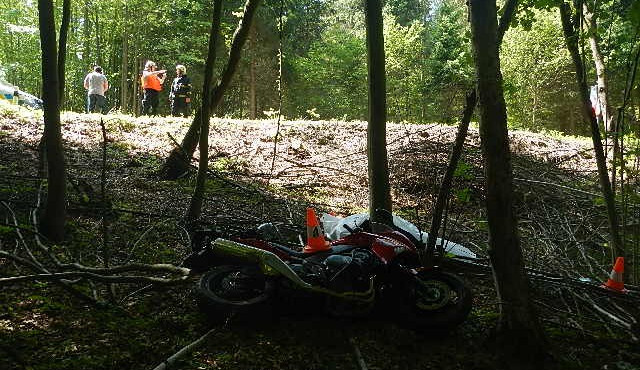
196 265 275 319
402 270 472 331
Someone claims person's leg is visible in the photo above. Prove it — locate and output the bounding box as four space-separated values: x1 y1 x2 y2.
184 98 191 117
86 94 91 113
150 91 159 115
170 99 178 116
142 90 151 115
88 94 97 113
175 98 185 116
95 95 106 114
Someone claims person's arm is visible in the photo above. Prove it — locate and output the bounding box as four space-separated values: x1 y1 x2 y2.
103 79 109 92
157 73 166 84
83 75 89 90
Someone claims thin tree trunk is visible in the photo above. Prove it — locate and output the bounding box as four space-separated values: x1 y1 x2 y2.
120 6 129 114
57 0 70 109
133 58 140 116
83 1 90 62
425 90 476 262
364 0 392 224
249 23 257 120
559 2 624 262
38 0 67 242
583 2 612 131
160 0 262 180
94 10 102 65
469 0 548 368
186 0 224 222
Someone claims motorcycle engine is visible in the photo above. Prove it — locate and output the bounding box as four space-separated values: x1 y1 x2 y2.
323 248 380 292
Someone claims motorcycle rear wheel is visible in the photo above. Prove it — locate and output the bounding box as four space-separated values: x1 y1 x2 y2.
196 265 274 320
403 270 472 331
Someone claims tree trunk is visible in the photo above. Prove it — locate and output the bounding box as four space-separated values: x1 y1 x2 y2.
249 23 257 120
120 6 129 114
364 0 392 224
469 0 548 367
425 90 476 262
186 0 224 222
160 0 262 180
427 0 517 260
559 2 624 262
94 10 102 65
583 2 612 132
38 0 67 242
57 0 70 109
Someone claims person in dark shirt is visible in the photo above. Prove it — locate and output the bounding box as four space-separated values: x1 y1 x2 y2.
169 64 192 117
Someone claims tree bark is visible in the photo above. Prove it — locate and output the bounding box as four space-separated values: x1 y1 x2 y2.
559 2 624 262
468 0 548 367
160 0 262 180
94 10 102 66
57 0 70 109
249 23 257 120
583 2 612 131
425 90 476 261
38 0 67 242
186 0 224 222
427 0 518 260
120 5 129 114
364 0 392 224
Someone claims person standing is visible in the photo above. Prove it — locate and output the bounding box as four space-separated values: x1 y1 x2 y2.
170 64 192 117
141 61 166 115
83 65 109 113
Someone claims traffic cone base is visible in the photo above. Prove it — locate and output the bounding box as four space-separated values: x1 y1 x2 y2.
601 257 626 293
304 208 331 253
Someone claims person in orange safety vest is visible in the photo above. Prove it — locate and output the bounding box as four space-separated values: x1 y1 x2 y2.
141 60 166 115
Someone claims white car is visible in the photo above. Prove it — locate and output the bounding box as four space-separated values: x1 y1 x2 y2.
0 79 43 109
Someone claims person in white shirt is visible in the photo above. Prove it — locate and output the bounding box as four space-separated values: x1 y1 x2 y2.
83 65 109 113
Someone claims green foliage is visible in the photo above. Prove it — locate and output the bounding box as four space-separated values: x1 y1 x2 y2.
454 161 473 180
1 0 638 135
455 188 471 202
423 0 474 123
288 25 367 120
384 13 427 122
501 8 584 134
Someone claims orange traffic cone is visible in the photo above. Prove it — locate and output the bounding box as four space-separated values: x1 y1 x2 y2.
602 257 626 292
303 208 331 253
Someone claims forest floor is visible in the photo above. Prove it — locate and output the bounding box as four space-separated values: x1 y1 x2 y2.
1 102 639 370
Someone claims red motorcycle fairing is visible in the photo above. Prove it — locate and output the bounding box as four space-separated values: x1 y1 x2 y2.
332 230 417 264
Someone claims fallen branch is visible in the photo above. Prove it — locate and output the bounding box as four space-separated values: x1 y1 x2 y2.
58 262 191 275
0 271 190 285
151 326 220 370
152 314 233 370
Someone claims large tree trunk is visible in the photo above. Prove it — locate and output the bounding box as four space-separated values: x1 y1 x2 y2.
468 0 548 367
186 0 224 222
160 0 262 180
364 0 392 224
427 0 518 260
559 2 624 262
583 2 612 131
38 0 67 242
57 0 70 109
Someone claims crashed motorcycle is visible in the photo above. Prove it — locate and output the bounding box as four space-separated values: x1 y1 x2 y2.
184 212 473 330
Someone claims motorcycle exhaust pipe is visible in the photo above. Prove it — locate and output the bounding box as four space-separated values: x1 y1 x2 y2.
212 238 314 288
211 238 376 302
